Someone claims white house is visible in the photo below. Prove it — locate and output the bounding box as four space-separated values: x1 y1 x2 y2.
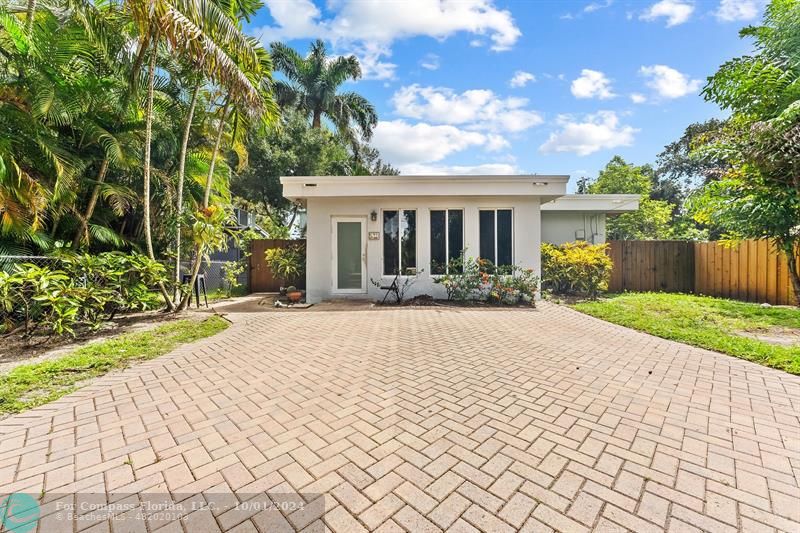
280 175 639 303
541 193 640 244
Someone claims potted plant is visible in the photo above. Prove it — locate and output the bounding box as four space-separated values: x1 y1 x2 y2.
285 285 302 303
264 244 306 300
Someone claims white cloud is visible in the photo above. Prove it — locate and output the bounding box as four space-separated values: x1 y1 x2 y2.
350 41 398 80
420 53 440 71
716 0 760 21
562 0 613 19
639 64 701 98
584 0 613 13
509 70 536 88
570 69 615 100
400 163 519 175
391 84 543 133
640 0 694 27
630 92 647 104
253 0 521 79
372 120 507 167
539 111 638 156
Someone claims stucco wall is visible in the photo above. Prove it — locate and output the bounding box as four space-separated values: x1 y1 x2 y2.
541 212 606 245
305 196 541 303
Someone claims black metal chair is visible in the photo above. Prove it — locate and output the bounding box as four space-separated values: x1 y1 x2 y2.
380 273 400 304
182 273 208 308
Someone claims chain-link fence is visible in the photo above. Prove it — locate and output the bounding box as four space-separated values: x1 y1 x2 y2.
0 255 62 273
198 259 249 294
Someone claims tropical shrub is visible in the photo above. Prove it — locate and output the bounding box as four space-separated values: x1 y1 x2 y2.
222 261 246 296
63 253 166 315
541 242 612 298
0 264 76 336
486 266 540 305
435 254 483 301
434 253 539 306
0 253 166 338
264 244 306 287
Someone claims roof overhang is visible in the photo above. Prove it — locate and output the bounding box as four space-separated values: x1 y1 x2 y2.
541 194 640 213
281 175 570 204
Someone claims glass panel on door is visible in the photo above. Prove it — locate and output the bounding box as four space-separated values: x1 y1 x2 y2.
337 221 362 289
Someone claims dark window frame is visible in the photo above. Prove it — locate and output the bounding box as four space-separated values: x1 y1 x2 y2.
430 208 464 275
478 208 514 267
382 208 418 276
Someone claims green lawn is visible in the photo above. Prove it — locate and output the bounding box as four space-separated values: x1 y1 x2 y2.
0 316 229 415
207 286 248 302
572 293 800 375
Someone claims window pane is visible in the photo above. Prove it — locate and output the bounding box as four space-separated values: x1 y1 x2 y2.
479 210 495 264
448 210 463 272
497 209 513 267
337 221 361 289
383 210 399 275
430 210 446 275
401 210 416 273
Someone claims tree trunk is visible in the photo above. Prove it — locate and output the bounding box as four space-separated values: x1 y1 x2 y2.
178 100 230 311
287 204 299 229
25 0 37 35
142 30 175 311
173 83 201 300
312 109 321 129
129 31 151 93
73 157 109 248
202 100 230 207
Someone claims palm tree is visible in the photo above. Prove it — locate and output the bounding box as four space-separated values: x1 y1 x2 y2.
177 43 278 311
269 39 378 142
171 0 266 299
128 0 271 309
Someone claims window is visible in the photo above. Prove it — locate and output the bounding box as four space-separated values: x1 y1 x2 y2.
383 210 416 275
430 209 464 274
479 209 513 267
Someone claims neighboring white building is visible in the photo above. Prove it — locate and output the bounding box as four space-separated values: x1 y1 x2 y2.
541 194 640 245
281 175 638 303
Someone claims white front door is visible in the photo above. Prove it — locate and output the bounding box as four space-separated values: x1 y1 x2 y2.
332 217 367 293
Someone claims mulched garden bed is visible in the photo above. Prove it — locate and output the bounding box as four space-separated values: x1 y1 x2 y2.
378 294 537 308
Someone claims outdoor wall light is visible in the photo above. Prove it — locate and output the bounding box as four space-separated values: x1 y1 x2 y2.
370 210 378 221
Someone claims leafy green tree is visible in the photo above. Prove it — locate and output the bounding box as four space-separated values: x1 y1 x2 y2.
588 156 651 195
587 156 674 240
231 110 353 223
0 0 281 311
692 0 800 304
656 119 730 186
269 39 378 144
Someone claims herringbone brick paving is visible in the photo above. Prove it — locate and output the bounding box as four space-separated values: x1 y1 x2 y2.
1 303 799 532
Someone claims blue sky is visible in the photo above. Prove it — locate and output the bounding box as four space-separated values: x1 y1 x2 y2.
246 0 762 190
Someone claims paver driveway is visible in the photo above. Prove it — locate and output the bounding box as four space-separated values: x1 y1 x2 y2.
1 304 799 533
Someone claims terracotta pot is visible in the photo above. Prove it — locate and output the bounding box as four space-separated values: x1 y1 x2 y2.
287 291 302 303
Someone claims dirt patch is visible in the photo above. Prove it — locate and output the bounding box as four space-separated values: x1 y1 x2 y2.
737 327 800 346
215 294 375 313
0 311 194 374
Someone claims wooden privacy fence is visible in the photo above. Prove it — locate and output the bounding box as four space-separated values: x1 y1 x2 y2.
608 240 695 294
695 240 798 305
608 239 799 305
249 239 306 292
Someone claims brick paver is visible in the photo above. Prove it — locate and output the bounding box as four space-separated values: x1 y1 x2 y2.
1 303 799 532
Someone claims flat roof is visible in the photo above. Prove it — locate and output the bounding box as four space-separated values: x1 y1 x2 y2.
281 174 570 202
541 194 640 213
